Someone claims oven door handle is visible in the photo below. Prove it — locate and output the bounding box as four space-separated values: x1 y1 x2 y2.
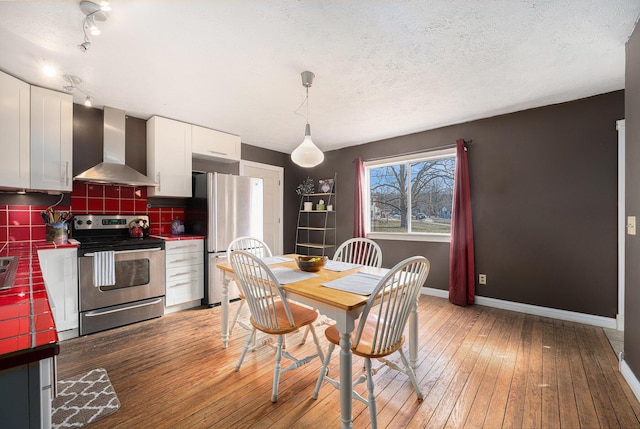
83 298 164 316
83 247 164 257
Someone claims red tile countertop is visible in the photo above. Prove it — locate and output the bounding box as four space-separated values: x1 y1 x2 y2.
151 234 205 241
0 240 76 370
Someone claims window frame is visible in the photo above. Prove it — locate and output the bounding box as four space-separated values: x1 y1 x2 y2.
364 147 456 243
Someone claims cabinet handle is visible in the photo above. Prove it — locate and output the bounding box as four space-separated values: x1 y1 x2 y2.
157 172 161 192
170 280 197 287
169 270 199 277
208 150 227 156
169 258 193 264
65 161 69 186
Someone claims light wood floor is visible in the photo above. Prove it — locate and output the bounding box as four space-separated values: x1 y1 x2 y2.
56 295 640 428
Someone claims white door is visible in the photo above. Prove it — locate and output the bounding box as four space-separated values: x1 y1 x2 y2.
240 161 283 255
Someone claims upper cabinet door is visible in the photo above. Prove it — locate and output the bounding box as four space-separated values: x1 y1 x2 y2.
192 125 241 162
0 71 30 189
30 86 73 192
147 116 192 197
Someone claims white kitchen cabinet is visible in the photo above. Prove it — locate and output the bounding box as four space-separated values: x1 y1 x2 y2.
38 248 78 338
0 71 30 189
192 125 241 162
165 240 204 309
147 116 192 197
30 86 73 192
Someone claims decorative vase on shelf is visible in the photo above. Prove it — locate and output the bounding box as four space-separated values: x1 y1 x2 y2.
303 202 313 211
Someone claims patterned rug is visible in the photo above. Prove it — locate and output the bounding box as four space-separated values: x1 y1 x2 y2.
51 368 120 428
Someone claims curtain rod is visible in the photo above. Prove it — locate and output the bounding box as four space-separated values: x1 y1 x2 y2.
362 140 472 163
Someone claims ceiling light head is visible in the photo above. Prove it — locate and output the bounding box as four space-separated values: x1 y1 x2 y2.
84 96 92 107
78 41 91 51
291 124 324 168
87 16 101 35
42 64 57 77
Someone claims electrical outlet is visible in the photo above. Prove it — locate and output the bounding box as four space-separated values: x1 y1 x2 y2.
479 274 487 285
628 216 637 235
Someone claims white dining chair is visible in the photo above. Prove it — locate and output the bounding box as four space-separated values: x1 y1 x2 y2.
334 237 383 268
227 236 272 337
312 255 430 429
230 250 324 402
300 237 383 345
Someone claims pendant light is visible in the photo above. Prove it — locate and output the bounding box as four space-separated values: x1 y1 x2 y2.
291 71 324 168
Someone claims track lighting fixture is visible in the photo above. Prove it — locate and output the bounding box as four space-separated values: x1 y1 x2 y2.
62 74 94 107
78 1 109 52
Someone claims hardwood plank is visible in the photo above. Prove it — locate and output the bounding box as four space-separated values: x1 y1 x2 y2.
553 320 581 429
482 312 525 428
461 309 516 429
405 306 491 428
53 296 640 429
562 319 601 428
448 308 511 429
522 315 544 428
539 319 560 428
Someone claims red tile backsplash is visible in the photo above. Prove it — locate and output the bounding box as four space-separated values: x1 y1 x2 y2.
121 187 134 199
105 198 119 212
87 184 104 198
1 183 185 244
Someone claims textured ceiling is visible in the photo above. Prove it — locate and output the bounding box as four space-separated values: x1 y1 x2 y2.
0 1 638 154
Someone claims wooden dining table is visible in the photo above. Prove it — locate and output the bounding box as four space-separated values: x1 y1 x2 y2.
217 254 420 429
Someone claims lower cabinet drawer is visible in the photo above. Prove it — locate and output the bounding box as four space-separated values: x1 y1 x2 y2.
166 264 204 306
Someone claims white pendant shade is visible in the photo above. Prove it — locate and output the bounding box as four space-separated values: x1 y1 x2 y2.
291 124 324 168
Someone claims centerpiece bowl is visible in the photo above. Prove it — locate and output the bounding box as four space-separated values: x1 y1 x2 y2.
296 255 328 272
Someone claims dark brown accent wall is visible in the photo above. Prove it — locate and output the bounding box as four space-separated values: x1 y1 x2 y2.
72 104 103 176
625 24 640 379
72 105 147 176
308 91 623 318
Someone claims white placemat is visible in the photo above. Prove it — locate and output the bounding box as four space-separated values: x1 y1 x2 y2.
271 267 319 284
260 255 294 265
321 272 384 295
324 260 362 272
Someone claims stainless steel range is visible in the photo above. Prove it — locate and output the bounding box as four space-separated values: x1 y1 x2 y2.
73 214 165 336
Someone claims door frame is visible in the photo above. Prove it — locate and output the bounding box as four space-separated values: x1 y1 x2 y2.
618 119 625 331
239 160 284 255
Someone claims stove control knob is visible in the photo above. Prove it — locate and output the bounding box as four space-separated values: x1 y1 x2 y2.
86 220 92 225
76 220 83 225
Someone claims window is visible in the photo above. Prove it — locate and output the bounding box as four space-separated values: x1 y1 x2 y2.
365 148 456 242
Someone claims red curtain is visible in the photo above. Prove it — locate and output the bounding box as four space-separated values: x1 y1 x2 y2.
353 157 366 238
449 139 475 306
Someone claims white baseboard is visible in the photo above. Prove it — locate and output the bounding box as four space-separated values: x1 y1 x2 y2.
620 358 640 403
164 300 202 314
58 328 79 341
617 313 625 331
420 287 617 329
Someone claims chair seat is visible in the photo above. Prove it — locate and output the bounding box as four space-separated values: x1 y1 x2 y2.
252 301 318 335
325 315 405 359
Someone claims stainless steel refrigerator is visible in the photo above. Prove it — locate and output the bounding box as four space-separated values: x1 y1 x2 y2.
186 172 263 306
